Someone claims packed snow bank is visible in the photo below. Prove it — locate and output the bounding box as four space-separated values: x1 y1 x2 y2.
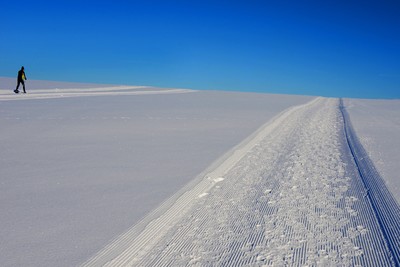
0 82 313 267
344 99 400 204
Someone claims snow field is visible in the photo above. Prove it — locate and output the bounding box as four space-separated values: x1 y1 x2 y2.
83 98 396 266
82 98 319 267
343 98 400 204
0 86 193 101
1 85 315 267
2 77 398 266
341 100 400 265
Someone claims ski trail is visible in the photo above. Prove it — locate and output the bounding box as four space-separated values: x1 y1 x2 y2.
81 98 321 267
0 87 194 101
82 98 397 266
341 99 400 266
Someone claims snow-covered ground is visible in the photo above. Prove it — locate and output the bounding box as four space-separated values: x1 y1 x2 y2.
0 78 313 266
83 98 400 266
344 99 400 204
0 77 119 90
1 78 399 266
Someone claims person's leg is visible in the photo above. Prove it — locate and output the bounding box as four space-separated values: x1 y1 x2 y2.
15 80 21 93
22 80 26 93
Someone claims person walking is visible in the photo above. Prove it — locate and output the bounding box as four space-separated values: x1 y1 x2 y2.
14 66 27 94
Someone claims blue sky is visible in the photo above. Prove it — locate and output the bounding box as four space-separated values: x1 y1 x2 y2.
1 0 399 98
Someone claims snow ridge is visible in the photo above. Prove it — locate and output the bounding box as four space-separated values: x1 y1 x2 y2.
341 99 400 266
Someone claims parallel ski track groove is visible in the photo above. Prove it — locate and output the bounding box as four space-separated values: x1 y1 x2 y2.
340 98 400 266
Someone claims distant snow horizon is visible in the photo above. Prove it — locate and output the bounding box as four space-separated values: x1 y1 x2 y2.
1 76 398 100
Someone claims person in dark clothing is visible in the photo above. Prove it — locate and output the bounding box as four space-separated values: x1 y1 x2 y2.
14 66 27 94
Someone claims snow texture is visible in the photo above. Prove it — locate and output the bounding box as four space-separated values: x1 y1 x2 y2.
341 99 400 265
1 77 399 266
344 98 400 204
0 79 313 267
83 98 399 266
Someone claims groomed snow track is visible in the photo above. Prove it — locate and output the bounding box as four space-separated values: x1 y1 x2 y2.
0 86 194 101
340 99 400 266
83 98 400 266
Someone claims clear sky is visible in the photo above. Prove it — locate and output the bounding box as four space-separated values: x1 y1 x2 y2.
1 0 399 98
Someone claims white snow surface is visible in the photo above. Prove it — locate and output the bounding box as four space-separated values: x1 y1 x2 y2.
2 77 399 266
344 98 400 204
0 78 315 267
83 97 398 267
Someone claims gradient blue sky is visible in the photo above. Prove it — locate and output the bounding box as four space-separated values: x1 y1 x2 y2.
1 0 399 98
